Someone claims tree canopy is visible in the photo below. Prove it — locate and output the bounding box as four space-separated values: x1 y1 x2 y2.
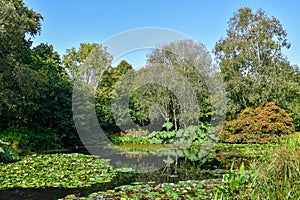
0 1 299 152
214 7 299 121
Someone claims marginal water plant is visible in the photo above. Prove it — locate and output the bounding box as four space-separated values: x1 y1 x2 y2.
215 132 300 199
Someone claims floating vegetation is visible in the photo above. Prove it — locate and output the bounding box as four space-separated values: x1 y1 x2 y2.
0 153 116 189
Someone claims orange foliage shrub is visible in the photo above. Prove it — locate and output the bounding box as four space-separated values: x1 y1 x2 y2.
219 102 295 143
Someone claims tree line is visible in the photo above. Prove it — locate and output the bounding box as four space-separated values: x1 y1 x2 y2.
0 0 299 150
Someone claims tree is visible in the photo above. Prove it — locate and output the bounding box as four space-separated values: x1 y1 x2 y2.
63 43 112 87
64 43 113 145
30 44 77 146
286 65 300 131
95 60 134 134
0 0 42 55
214 7 298 117
104 40 224 133
0 0 43 130
142 40 218 129
0 0 80 149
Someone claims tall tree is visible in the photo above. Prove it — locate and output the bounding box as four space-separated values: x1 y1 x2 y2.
63 43 112 87
95 60 134 134
0 0 43 129
137 40 218 129
30 44 77 145
63 43 113 145
214 7 298 117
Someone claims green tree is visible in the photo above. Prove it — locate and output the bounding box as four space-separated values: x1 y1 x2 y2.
141 40 217 129
30 44 77 146
95 60 134 134
214 7 298 117
0 0 79 149
0 0 43 130
63 43 112 86
287 65 300 131
64 43 113 145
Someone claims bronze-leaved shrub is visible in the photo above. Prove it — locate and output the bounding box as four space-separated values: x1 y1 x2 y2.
219 102 294 143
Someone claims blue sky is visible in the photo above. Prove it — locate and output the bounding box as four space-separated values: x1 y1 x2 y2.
24 0 300 68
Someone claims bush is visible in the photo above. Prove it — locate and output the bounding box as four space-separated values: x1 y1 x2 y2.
110 122 214 146
110 134 149 145
219 102 295 143
0 128 63 154
147 122 214 145
0 129 31 155
29 128 64 151
0 139 20 163
124 128 149 137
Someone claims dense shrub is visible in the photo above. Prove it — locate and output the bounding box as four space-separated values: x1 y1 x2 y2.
0 139 20 163
124 128 149 137
110 134 149 145
219 102 295 143
111 122 214 146
0 129 31 155
110 128 150 145
0 128 63 154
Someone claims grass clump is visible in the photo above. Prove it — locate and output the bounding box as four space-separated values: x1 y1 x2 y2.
249 135 300 199
215 133 300 199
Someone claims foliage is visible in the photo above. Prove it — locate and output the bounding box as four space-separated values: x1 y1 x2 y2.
0 0 79 148
1 42 78 149
215 133 300 199
162 121 173 131
147 129 177 144
30 44 78 147
27 128 64 151
95 60 134 134
0 153 116 189
219 102 295 143
110 134 149 145
109 122 213 146
0 139 19 163
139 40 218 129
110 128 150 145
0 128 63 154
0 0 43 130
214 7 299 119
214 162 256 200
146 122 213 145
0 128 30 154
64 43 114 146
214 143 276 170
285 93 300 132
63 43 112 83
247 135 300 199
125 128 149 137
60 179 221 200
111 123 216 167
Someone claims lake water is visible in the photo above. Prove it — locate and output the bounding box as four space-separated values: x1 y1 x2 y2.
0 145 252 200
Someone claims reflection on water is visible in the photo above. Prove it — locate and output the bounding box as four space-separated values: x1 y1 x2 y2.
0 145 255 200
0 162 226 200
0 172 133 200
